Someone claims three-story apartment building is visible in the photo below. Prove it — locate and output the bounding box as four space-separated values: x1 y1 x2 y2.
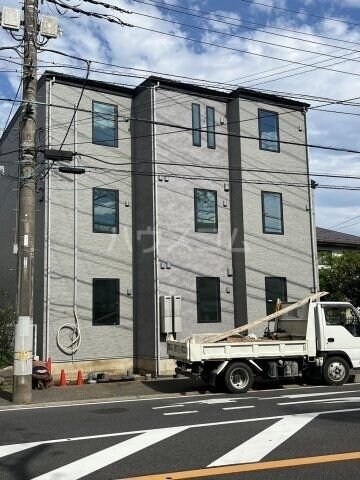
0 71 318 376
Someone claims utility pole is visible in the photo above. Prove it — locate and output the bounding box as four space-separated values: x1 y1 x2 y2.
12 0 38 404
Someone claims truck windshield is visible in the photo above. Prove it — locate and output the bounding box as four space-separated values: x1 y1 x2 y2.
323 305 360 337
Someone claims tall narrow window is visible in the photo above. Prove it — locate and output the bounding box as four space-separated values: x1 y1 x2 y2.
93 278 120 325
265 277 287 315
262 191 284 235
92 101 118 147
258 109 279 152
194 189 218 233
197 277 221 323
192 103 201 146
93 188 119 234
206 106 216 149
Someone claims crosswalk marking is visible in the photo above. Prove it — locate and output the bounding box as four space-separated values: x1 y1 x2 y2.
31 426 189 480
0 442 42 459
0 407 359 480
208 412 319 467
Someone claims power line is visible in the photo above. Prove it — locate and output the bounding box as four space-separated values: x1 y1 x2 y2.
130 0 360 48
44 0 360 80
51 165 360 191
329 214 360 230
238 0 360 28
79 0 360 66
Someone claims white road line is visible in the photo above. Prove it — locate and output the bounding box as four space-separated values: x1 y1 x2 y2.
0 431 143 458
2 406 360 464
222 406 255 411
0 442 42 459
279 396 360 406
0 393 223 413
208 412 319 467
153 404 185 409
153 397 256 410
261 389 360 400
30 426 188 480
163 410 198 416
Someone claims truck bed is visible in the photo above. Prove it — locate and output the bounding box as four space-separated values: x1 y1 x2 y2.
167 338 309 363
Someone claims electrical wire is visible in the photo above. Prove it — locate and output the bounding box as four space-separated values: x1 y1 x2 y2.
44 0 360 80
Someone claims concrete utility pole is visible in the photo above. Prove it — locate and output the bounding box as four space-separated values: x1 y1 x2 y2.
12 0 38 404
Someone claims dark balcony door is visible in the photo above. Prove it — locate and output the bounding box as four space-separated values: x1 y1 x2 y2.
265 277 287 315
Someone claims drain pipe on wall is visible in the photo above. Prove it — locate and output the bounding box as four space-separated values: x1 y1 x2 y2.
152 82 161 377
55 106 81 356
72 109 81 355
45 76 55 360
304 109 319 293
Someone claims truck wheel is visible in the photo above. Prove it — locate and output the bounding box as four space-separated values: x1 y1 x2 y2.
323 356 350 386
224 362 254 393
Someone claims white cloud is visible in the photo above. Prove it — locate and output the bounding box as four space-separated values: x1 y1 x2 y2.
1 0 360 234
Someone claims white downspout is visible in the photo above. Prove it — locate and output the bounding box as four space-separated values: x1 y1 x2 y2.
45 76 55 359
73 107 78 323
152 82 161 377
304 109 319 293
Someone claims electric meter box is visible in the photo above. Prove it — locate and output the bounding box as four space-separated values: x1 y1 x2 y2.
172 295 182 333
160 295 172 333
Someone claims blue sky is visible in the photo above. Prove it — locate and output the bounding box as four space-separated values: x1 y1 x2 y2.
1 0 360 235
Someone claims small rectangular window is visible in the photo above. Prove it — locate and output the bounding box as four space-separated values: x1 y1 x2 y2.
262 191 284 235
206 106 216 149
192 103 201 146
265 277 287 315
93 278 119 325
92 101 118 147
93 188 119 234
258 109 279 152
197 277 221 323
194 188 218 233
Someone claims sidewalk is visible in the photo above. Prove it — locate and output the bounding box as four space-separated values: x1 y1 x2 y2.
0 377 211 407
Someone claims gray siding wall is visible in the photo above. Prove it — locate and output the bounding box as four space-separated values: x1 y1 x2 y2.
33 82 47 356
132 87 157 362
154 88 235 348
227 99 248 327
238 98 314 326
44 79 133 362
0 114 20 308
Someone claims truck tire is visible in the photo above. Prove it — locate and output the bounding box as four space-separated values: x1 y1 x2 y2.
224 362 254 393
323 356 350 386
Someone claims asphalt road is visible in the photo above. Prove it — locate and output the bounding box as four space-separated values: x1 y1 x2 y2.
1 383 360 479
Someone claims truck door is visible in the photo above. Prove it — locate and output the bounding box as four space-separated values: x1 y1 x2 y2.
320 304 360 368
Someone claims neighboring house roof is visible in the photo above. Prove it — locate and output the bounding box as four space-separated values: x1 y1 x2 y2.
317 227 360 249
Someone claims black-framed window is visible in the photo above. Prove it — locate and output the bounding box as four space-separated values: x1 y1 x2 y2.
194 188 218 233
262 191 284 235
93 188 119 234
92 101 118 147
323 305 360 337
197 277 221 323
192 103 201 146
258 109 279 152
93 278 120 325
265 277 287 315
206 106 216 149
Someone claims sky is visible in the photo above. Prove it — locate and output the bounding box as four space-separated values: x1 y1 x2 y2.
1 0 360 235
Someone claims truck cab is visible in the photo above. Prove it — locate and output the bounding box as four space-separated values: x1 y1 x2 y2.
316 302 360 369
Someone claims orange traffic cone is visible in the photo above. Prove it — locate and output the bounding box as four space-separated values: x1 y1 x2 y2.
76 370 84 386
46 357 52 374
59 369 67 387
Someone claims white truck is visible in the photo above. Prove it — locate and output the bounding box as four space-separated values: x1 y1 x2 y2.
167 297 360 393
